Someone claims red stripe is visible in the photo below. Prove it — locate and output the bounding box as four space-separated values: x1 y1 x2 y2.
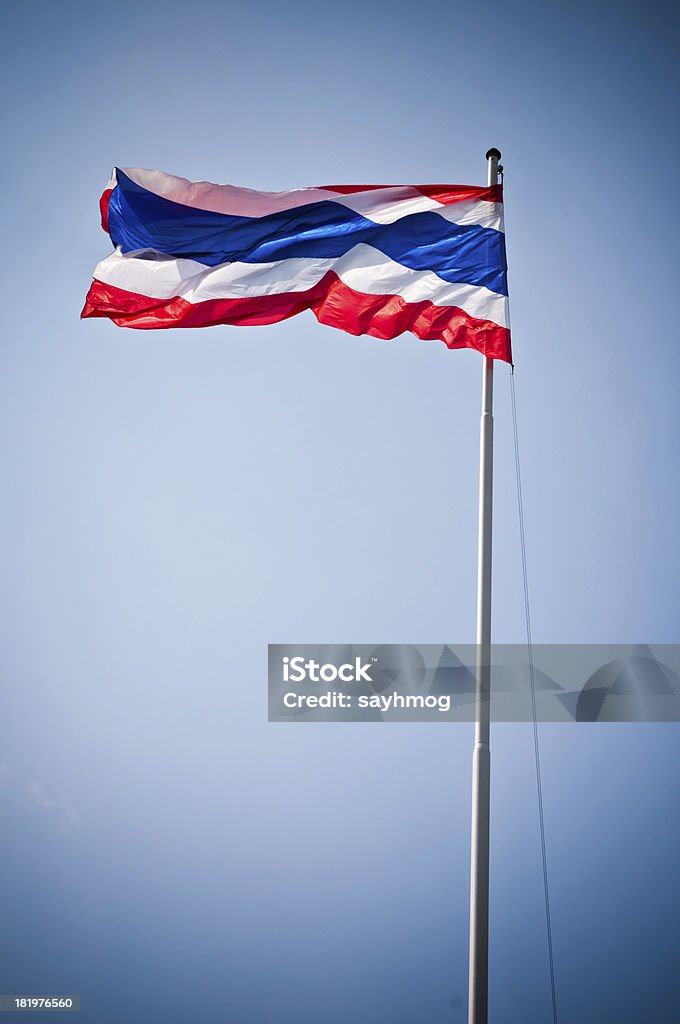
319 184 402 194
81 276 511 362
414 184 502 206
320 184 503 206
100 188 113 233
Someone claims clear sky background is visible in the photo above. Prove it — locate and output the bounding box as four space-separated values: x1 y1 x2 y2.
1 1 679 1021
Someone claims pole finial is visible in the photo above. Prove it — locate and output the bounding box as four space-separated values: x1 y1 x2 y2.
485 148 501 161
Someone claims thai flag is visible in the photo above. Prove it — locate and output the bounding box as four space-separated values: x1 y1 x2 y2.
82 168 511 362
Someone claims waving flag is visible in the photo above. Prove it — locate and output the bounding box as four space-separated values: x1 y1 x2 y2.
82 168 511 361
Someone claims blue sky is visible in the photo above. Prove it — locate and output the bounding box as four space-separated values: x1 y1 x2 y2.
0 1 679 1021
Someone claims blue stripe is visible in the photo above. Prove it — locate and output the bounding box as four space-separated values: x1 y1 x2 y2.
108 170 508 296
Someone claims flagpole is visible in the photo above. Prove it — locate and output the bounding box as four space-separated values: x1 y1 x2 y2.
467 147 501 1024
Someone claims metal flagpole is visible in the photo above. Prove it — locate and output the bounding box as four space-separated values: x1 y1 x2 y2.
467 147 501 1024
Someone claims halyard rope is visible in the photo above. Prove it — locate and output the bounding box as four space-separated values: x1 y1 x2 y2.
510 367 559 1024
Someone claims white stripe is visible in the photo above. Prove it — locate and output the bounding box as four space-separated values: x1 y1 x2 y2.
119 168 503 232
330 189 503 230
92 246 509 329
120 167 345 217
434 198 503 231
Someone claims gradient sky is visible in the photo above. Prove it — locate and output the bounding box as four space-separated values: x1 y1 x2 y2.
1 1 679 1021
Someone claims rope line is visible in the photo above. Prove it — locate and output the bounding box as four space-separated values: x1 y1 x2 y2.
510 368 559 1024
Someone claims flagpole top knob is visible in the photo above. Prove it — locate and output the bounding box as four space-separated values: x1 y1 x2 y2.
485 148 502 161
